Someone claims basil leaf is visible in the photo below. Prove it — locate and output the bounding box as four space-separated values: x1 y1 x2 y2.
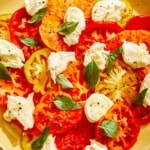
20 37 39 47
28 7 48 24
0 63 12 81
100 120 118 138
54 95 81 110
133 88 148 106
107 47 123 75
83 60 99 89
31 126 50 150
56 74 73 89
58 21 79 35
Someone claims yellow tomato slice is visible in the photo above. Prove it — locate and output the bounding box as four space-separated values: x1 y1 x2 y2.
39 0 93 51
119 0 133 27
24 48 51 94
95 59 141 104
0 14 12 40
96 30 150 104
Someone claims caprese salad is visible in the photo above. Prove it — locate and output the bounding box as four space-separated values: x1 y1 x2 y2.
0 0 150 150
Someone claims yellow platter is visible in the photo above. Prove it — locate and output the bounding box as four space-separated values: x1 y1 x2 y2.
0 0 150 150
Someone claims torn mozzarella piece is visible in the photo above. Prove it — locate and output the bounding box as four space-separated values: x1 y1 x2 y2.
24 0 48 16
92 0 125 22
84 93 113 123
84 42 110 70
0 39 25 68
41 134 58 150
63 6 86 46
3 93 35 130
84 139 108 150
122 41 150 68
47 51 76 83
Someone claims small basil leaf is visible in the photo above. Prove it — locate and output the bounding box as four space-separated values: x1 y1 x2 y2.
83 60 99 89
100 120 118 138
28 7 48 24
0 63 12 81
20 37 39 47
107 47 123 75
54 95 81 110
58 21 79 35
56 74 73 89
133 88 148 106
31 126 50 150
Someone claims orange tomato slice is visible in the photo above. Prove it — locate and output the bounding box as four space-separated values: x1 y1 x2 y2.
106 30 150 50
39 0 93 51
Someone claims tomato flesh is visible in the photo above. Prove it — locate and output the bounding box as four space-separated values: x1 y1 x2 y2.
55 114 95 150
0 68 32 107
34 91 83 134
9 7 45 59
125 15 150 31
95 101 140 150
132 105 150 125
75 21 123 61
24 48 50 94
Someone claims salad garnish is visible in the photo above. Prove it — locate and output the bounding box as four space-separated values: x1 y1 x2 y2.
83 60 99 89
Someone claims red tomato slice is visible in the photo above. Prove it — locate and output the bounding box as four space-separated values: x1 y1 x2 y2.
75 21 123 61
95 101 140 150
55 114 95 150
34 91 83 134
9 7 45 59
125 15 150 31
132 105 150 125
61 61 93 102
0 68 33 107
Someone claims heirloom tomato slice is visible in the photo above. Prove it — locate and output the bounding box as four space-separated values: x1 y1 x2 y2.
24 48 51 94
39 0 93 51
95 101 140 150
55 114 95 150
61 60 93 102
95 59 146 104
126 16 150 31
9 7 45 59
106 30 150 50
117 0 133 27
99 29 150 104
75 21 123 61
0 14 11 40
132 105 150 125
34 91 83 134
0 68 32 107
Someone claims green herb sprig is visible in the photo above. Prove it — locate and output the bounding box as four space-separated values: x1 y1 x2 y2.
54 95 81 110
133 88 148 106
100 120 118 138
31 126 50 150
0 63 12 81
107 47 123 75
28 7 48 24
83 60 99 89
58 21 79 35
20 37 39 47
56 74 73 89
